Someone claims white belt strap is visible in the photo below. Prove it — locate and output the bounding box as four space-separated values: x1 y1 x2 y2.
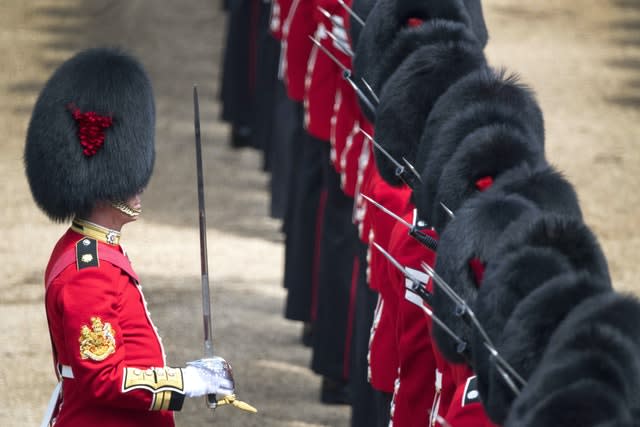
40 381 62 427
60 365 74 379
39 365 73 427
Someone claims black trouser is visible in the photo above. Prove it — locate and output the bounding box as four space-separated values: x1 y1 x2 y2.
311 141 358 382
283 130 324 322
268 81 297 220
350 241 379 427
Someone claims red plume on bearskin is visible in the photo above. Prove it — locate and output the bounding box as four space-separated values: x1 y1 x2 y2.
24 47 155 222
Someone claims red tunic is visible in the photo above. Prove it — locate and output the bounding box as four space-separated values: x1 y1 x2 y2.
304 0 351 141
269 0 292 40
44 229 184 427
353 121 375 245
282 0 315 102
387 207 438 427
366 183 411 392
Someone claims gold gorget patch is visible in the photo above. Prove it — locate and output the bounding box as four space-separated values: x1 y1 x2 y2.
79 316 116 361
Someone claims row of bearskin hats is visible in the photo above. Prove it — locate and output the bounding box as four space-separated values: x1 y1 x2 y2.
25 47 155 222
351 0 639 425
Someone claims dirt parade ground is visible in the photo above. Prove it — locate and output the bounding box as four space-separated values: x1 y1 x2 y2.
0 0 639 426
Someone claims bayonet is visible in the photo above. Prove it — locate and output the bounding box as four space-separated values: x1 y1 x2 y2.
420 261 526 391
309 35 350 74
338 0 366 27
325 29 354 57
372 242 466 354
440 201 455 220
308 35 377 115
360 193 438 251
316 5 347 30
371 241 431 303
361 193 412 229
360 77 379 104
402 156 422 183
359 129 421 190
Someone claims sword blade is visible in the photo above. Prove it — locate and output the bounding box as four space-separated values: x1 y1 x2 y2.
360 77 379 104
420 261 527 388
193 85 217 409
360 193 413 230
337 0 366 27
308 35 350 75
359 129 405 171
402 156 423 183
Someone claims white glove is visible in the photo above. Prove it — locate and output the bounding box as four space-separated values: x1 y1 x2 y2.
183 357 235 398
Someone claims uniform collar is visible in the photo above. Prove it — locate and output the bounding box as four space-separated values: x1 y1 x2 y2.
71 218 121 246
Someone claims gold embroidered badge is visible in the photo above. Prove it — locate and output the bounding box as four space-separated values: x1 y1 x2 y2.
79 316 116 361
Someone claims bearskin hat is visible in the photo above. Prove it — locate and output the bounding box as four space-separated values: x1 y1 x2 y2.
25 47 155 222
415 68 544 224
504 292 640 426
353 0 487 96
495 212 611 284
477 271 611 424
373 32 485 186
471 244 575 418
491 163 582 219
431 190 540 363
427 126 545 232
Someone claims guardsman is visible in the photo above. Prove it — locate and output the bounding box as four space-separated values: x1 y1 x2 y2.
26 48 238 427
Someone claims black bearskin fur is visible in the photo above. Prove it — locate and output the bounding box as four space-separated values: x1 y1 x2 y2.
415 67 544 224
428 125 545 232
431 191 540 363
373 33 485 186
479 271 611 423
505 292 640 426
25 47 155 221
471 245 575 418
353 0 487 120
495 212 611 284
491 163 582 219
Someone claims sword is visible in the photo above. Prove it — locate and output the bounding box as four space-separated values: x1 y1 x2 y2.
420 261 526 391
360 193 438 251
192 86 258 414
371 242 467 354
192 85 218 410
337 0 366 27
308 35 377 115
358 129 421 190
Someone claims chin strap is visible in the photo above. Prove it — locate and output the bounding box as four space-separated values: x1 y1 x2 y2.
112 200 142 218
